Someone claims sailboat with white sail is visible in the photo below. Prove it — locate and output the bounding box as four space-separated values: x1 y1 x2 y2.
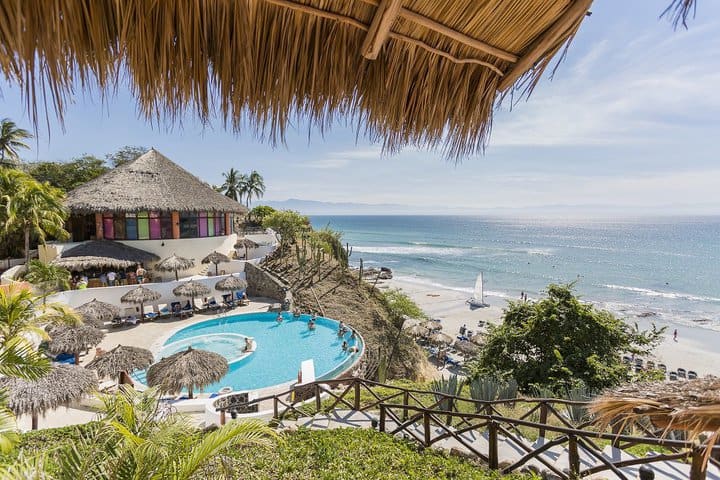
466 272 485 307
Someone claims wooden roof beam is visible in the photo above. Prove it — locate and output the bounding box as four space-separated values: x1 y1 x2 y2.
498 0 593 91
361 0 403 60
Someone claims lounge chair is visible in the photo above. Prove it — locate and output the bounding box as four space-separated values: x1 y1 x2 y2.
171 301 182 317
143 305 158 321
235 291 249 306
658 363 667 372
669 371 678 381
688 370 698 379
180 302 194 317
54 352 75 364
646 360 655 370
206 297 221 311
157 303 171 318
677 368 687 379
622 355 632 364
222 294 235 309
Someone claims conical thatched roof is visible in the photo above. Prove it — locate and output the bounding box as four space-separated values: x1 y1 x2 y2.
48 325 106 355
235 238 259 249
0 1 605 159
64 149 246 214
173 281 211 298
428 332 454 345
52 240 159 270
406 324 430 337
215 275 248 292
86 345 154 379
75 299 120 327
453 340 480 356
146 347 228 398
202 251 231 265
0 364 97 417
121 286 162 304
155 254 195 273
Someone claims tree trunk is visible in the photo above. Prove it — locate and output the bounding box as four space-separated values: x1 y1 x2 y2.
174 269 179 281
139 302 145 320
31 413 38 430
187 384 194 399
24 227 31 265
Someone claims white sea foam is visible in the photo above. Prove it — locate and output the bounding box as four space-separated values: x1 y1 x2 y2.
352 245 466 256
601 284 720 303
393 275 510 299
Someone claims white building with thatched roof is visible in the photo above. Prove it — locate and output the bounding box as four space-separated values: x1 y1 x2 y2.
43 149 248 278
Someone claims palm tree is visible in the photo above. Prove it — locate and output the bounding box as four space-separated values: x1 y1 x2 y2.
221 168 242 202
10 386 279 477
25 260 71 304
0 118 32 167
0 286 80 451
1 171 69 264
244 170 265 208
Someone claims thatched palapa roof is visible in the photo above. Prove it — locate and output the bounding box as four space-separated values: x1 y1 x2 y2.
75 299 120 326
155 253 196 281
0 0 604 159
173 281 212 299
146 346 228 399
0 364 97 417
64 149 245 214
48 324 106 356
86 345 154 379
215 275 248 292
53 240 159 270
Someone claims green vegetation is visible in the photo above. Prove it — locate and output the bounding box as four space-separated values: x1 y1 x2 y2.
2 421 519 480
262 209 310 251
469 283 664 393
221 168 266 207
26 154 110 192
379 289 426 381
0 118 31 167
24 260 71 303
247 205 276 225
105 145 147 168
0 169 69 264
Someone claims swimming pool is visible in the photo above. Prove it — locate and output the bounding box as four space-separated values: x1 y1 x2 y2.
135 312 362 393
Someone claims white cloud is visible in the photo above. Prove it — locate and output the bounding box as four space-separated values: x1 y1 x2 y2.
302 146 382 169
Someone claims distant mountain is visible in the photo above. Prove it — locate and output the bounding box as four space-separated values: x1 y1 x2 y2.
260 198 720 217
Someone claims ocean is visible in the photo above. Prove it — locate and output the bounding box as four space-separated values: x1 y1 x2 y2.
309 215 720 330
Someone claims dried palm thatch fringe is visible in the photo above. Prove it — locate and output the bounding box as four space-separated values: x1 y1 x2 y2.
173 281 212 299
0 365 97 417
215 275 248 292
661 0 697 29
86 345 154 379
0 0 599 159
56 240 159 266
590 377 720 467
155 253 196 281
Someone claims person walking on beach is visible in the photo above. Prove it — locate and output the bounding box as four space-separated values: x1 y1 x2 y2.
673 329 678 342
520 291 524 301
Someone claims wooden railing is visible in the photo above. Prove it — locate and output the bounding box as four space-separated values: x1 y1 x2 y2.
215 377 719 480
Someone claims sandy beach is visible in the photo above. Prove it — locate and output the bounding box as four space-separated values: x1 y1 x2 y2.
382 277 720 378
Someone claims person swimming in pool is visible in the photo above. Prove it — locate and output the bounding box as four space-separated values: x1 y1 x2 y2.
276 312 283 323
308 317 316 330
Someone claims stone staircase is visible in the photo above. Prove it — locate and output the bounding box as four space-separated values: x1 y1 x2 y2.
278 409 720 480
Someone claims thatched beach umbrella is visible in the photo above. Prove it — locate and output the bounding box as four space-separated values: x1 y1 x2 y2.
155 253 195 281
75 298 120 327
202 251 231 276
235 237 259 260
173 281 211 311
214 275 248 302
428 332 454 345
48 324 106 364
420 320 443 332
406 324 430 338
146 346 228 399
86 345 154 383
0 364 97 430
469 333 486 346
121 285 161 320
453 340 480 356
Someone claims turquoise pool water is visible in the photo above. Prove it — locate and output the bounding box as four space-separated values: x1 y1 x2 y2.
135 312 362 393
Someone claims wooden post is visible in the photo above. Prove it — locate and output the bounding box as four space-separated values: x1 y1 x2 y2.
354 380 361 411
224 213 232 235
219 410 226 425
611 418 622 448
568 435 580 478
538 402 548 439
315 383 322 412
273 397 279 419
423 411 431 447
360 0 402 59
171 211 180 239
402 391 409 421
690 447 708 480
31 413 38 430
94 213 103 240
379 405 386 433
498 0 593 91
488 420 498 469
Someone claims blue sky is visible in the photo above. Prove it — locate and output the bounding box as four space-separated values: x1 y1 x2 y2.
2 1 719 214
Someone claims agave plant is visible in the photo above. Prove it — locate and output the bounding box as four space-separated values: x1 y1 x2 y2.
468 376 501 412
430 375 462 425
563 383 592 426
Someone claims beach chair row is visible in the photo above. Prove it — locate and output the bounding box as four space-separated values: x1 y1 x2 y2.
622 356 698 380
110 293 250 327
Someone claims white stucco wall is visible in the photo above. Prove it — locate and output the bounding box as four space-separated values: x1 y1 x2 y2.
46 274 246 312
